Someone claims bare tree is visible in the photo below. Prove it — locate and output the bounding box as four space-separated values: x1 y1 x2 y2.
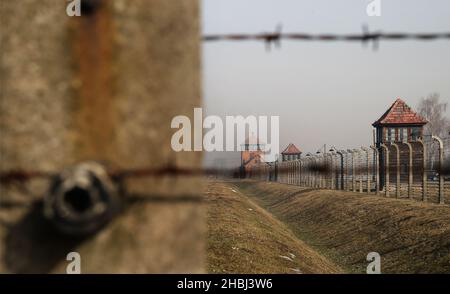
417 93 449 172
417 93 449 137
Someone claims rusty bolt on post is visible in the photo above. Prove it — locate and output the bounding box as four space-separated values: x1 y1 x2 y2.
44 161 121 236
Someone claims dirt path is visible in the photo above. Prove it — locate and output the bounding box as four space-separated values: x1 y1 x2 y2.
206 180 341 274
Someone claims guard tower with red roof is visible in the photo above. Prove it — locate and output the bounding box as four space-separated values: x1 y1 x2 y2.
281 143 302 162
373 98 428 145
373 98 428 189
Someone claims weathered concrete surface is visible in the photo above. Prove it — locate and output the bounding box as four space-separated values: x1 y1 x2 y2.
0 0 203 273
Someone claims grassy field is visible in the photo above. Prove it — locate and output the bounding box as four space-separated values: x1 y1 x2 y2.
206 180 341 273
233 180 450 273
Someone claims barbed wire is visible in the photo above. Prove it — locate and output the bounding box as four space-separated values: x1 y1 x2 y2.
203 25 450 50
1 160 448 186
0 165 237 185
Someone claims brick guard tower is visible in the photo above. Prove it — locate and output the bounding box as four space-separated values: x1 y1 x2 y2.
372 98 428 190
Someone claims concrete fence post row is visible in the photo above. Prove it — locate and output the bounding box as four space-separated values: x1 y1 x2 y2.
246 136 447 205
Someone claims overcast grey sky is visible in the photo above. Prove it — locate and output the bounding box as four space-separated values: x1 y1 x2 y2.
202 0 450 166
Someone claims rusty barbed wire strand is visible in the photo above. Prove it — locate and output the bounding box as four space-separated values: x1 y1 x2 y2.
203 32 450 42
0 166 237 185
1 162 447 185
202 26 450 49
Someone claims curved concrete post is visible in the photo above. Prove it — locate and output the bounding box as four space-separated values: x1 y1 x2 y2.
342 151 348 190
304 158 308 186
292 161 296 185
370 145 379 194
312 156 317 188
391 143 401 198
305 158 310 187
362 147 370 194
331 152 338 189
319 155 325 188
352 150 357 192
302 158 308 186
291 161 294 184
336 151 345 190
309 157 315 187
432 135 445 204
288 161 291 184
356 149 363 193
402 142 413 199
305 158 309 186
347 149 357 192
274 160 278 182
290 161 294 184
299 159 304 186
417 139 427 201
314 156 320 188
304 157 310 187
285 162 288 184
328 153 334 189
318 155 324 188
380 144 390 197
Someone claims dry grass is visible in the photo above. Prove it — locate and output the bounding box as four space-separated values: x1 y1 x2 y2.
234 180 450 273
206 180 341 274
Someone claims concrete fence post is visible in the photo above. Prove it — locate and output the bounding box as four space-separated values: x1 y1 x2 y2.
340 151 348 190
370 146 379 195
290 161 295 185
295 161 298 185
298 160 302 186
362 147 370 194
328 153 334 189
391 143 401 198
381 144 390 197
288 162 290 184
417 139 427 202
348 150 356 192
292 161 294 184
311 156 316 188
337 151 345 190
403 142 413 199
308 158 311 187
303 159 307 186
293 161 296 185
318 155 323 188
303 159 306 186
432 136 445 204
1 0 203 273
330 152 336 189
300 159 303 186
305 159 309 186
357 149 363 193
314 156 319 188
287 162 290 184
292 161 295 185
